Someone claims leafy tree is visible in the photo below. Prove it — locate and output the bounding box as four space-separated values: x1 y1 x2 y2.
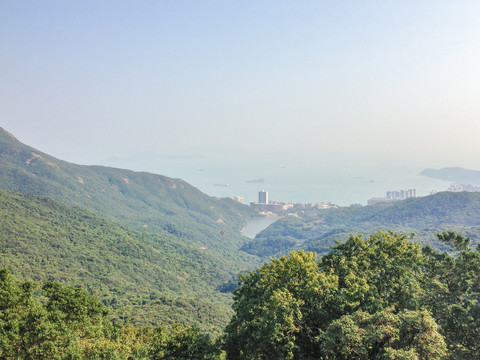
42 281 110 336
423 231 480 359
223 233 447 359
148 324 220 360
319 309 446 359
224 251 338 359
0 267 27 358
0 268 221 359
318 232 425 315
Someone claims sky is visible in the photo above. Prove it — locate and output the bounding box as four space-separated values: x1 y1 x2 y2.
1 1 480 170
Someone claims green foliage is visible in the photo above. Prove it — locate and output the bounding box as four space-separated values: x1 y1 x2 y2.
422 231 480 359
0 269 221 359
224 251 337 359
0 188 249 332
148 325 220 360
224 232 454 359
319 309 447 360
319 232 424 314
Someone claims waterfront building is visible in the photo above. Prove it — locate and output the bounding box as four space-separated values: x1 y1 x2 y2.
386 189 417 201
369 188 417 205
234 195 244 203
258 190 268 204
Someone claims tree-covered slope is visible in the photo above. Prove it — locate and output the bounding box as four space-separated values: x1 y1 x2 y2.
0 188 250 333
243 191 480 258
0 127 256 254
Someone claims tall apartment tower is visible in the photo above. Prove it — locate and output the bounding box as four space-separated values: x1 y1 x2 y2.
258 190 268 204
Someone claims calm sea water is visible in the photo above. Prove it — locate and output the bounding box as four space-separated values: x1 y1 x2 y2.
104 155 452 206
242 216 282 239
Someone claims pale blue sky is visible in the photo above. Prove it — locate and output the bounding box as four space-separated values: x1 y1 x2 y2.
2 1 480 168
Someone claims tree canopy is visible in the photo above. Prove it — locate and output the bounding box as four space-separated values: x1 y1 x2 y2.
224 231 480 359
0 268 220 359
3 231 480 359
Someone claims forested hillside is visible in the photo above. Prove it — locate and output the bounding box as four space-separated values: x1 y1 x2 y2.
243 191 480 258
0 127 256 253
0 127 262 333
3 126 480 359
0 188 249 332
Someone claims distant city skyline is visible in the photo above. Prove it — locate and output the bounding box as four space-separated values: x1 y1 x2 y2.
2 1 480 170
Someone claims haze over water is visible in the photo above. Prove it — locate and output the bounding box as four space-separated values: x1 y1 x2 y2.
104 154 452 206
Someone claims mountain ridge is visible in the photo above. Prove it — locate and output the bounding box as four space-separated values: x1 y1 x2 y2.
0 126 257 252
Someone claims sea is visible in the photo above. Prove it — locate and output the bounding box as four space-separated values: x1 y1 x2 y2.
103 154 453 207
242 216 283 239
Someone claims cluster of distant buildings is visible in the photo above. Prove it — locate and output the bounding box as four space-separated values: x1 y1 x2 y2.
235 190 338 214
236 183 480 212
367 189 417 205
430 183 480 195
369 184 480 205
446 184 480 192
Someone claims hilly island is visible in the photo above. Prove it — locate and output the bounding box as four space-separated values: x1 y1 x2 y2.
2 126 480 359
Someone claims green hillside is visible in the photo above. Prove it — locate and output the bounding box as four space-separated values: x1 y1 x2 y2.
0 188 249 333
0 127 265 333
243 191 480 258
0 127 256 254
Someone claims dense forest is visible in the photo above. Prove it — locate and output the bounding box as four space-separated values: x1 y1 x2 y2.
3 231 480 359
0 268 220 359
224 231 480 359
0 188 241 332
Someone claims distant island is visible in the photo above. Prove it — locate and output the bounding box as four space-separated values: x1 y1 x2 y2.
421 167 480 185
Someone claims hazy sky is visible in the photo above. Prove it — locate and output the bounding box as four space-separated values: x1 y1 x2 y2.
2 1 480 168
